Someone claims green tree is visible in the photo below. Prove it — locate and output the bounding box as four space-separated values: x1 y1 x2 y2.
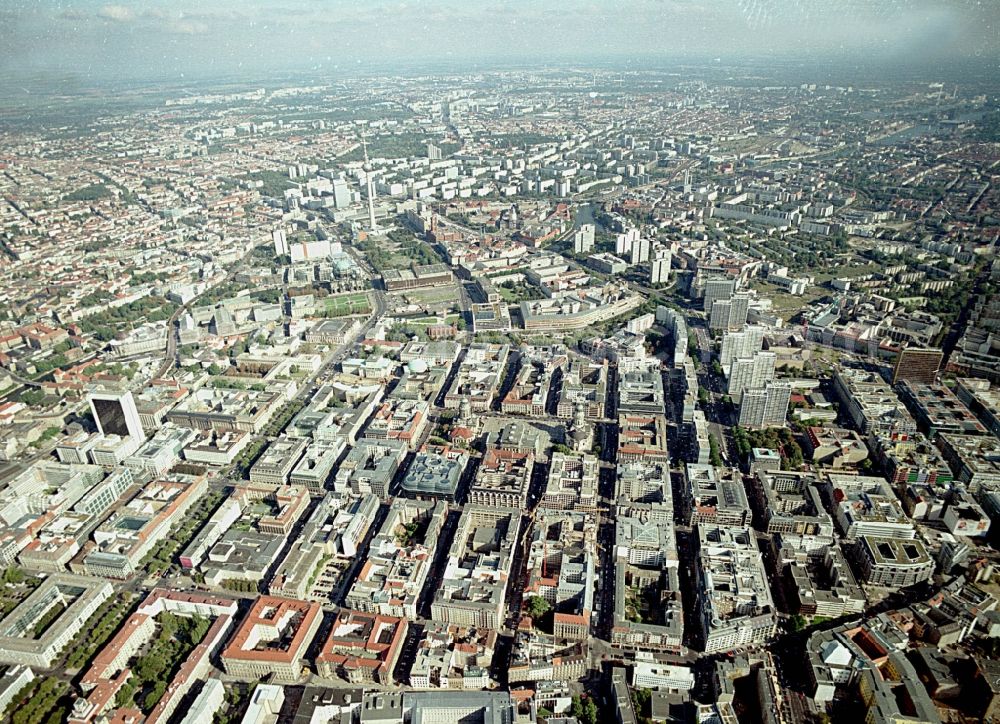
3 567 26 585
525 596 551 620
709 435 723 467
571 696 598 724
144 681 168 711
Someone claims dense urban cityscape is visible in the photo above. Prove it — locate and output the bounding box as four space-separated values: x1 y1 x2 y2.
1 30 1000 724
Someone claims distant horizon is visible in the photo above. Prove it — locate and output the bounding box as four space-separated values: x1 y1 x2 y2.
3 50 1000 97
2 1 999 93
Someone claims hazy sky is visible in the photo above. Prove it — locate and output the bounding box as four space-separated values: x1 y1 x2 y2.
1 0 998 85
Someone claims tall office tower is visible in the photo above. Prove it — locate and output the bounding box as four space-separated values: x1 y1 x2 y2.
727 351 776 399
427 143 442 160
683 169 692 194
892 347 944 386
88 389 145 443
720 326 766 368
272 229 288 256
574 224 596 254
709 293 750 332
703 278 736 313
630 237 650 265
649 246 672 285
738 383 791 429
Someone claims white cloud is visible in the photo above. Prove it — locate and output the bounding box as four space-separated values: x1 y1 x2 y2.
98 4 136 23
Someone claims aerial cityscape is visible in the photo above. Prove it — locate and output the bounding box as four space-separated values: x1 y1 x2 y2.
0 2 1000 724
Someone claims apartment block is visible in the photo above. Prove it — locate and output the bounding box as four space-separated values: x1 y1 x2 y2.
431 505 520 629
221 596 322 682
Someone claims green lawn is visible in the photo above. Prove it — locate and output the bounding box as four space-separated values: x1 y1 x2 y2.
811 262 880 284
401 286 460 306
496 281 544 304
321 293 371 317
750 280 827 315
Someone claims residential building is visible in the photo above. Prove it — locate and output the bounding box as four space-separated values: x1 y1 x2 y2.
467 448 534 509
727 352 776 400
249 436 309 486
0 575 112 668
409 623 496 690
334 438 408 499
649 245 671 285
541 452 599 512
696 525 777 653
855 536 934 587
720 326 766 368
316 609 408 685
431 505 520 629
687 464 751 527
221 596 322 682
738 383 791 429
708 294 750 332
345 499 447 619
891 347 943 386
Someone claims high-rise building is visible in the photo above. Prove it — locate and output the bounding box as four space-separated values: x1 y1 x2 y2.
892 347 944 386
738 383 791 429
709 294 750 331
427 143 442 160
727 351 776 400
630 237 650 265
574 224 596 254
272 228 288 256
720 326 766 368
649 246 671 285
616 227 640 255
730 294 750 328
88 389 145 443
332 178 352 209
703 278 736 313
